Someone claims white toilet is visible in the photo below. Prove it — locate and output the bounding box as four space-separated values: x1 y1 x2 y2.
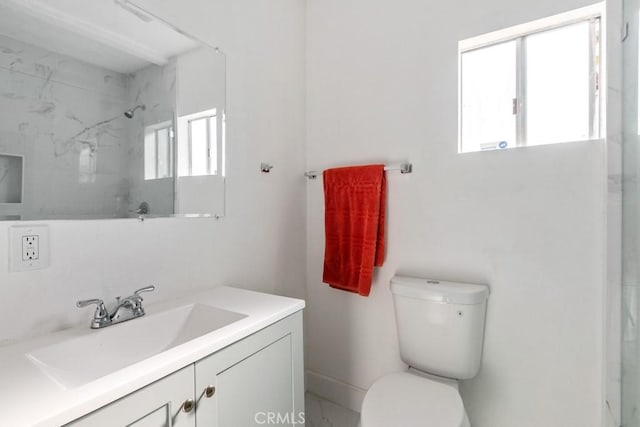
360 275 489 427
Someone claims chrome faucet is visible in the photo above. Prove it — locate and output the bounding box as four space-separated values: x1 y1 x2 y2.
77 286 155 329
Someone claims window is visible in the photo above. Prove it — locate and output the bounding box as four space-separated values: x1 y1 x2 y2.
177 108 224 177
144 122 174 180
458 4 602 153
189 114 217 176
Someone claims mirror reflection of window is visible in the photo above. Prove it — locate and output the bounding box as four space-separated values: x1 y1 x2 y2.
189 115 214 176
178 108 224 177
144 122 174 180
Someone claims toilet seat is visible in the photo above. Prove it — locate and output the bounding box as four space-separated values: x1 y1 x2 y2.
360 372 468 427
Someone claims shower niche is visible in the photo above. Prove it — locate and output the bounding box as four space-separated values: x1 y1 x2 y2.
0 154 22 204
0 0 226 220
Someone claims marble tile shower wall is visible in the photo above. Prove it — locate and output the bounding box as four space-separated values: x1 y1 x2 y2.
0 34 128 218
0 34 175 219
622 131 640 426
622 0 640 424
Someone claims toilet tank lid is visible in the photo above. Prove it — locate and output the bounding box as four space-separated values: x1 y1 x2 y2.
390 275 489 305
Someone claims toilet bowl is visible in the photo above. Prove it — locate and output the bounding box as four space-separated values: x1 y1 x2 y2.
360 276 489 427
361 372 470 427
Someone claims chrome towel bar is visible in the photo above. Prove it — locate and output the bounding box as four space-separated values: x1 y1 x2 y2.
304 162 412 180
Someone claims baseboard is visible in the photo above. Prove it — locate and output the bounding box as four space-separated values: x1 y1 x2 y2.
305 369 367 413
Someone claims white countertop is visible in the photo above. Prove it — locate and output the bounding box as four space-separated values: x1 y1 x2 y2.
0 286 305 427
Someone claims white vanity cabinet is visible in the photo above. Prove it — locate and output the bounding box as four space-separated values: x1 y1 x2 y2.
67 311 304 427
66 365 196 427
195 310 304 426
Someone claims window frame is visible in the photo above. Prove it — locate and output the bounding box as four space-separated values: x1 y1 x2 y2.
154 125 174 179
187 114 217 176
177 108 224 178
457 3 604 153
144 121 174 180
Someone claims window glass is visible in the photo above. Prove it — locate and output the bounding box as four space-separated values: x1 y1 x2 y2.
209 116 218 175
221 112 226 176
525 21 591 145
458 9 601 153
144 123 173 180
190 117 209 176
177 125 189 177
461 41 517 152
144 131 157 180
156 127 171 178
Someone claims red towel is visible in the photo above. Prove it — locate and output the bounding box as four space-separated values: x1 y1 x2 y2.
322 164 386 296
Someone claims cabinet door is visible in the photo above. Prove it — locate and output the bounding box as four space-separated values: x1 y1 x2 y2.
67 366 196 427
195 312 304 427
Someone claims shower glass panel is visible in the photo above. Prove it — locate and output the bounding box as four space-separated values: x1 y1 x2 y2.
624 0 640 425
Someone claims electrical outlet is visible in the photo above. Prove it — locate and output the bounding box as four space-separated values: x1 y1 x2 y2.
22 235 39 261
9 225 49 272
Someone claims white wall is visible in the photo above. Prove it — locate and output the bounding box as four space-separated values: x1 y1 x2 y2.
0 0 306 344
305 0 606 426
0 1 611 425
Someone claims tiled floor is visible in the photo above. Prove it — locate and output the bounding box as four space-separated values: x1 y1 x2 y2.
305 392 361 427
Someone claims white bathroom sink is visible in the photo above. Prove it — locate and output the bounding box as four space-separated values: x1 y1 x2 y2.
25 303 247 389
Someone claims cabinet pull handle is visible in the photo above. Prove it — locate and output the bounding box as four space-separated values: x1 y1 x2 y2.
204 385 216 398
182 399 195 413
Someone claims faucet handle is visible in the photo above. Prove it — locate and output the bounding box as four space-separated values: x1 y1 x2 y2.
134 285 155 297
122 286 155 316
76 298 110 328
76 298 103 308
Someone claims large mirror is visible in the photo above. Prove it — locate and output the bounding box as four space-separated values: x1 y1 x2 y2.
0 0 226 220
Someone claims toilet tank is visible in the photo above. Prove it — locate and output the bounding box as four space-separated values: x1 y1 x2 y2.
391 276 489 380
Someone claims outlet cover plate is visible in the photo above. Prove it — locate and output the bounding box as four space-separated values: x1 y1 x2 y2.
9 225 49 272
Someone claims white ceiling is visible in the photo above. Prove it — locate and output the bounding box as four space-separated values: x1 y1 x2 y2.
0 0 199 74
